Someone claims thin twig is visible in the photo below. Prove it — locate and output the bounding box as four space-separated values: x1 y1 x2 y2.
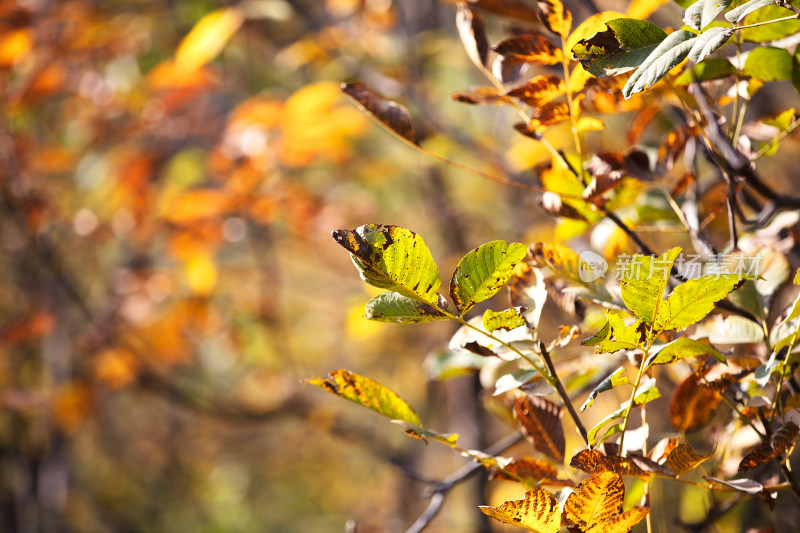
539 341 589 444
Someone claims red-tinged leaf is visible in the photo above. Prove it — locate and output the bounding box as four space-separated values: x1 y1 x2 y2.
451 87 512 105
490 457 573 487
341 82 417 144
467 0 540 22
480 489 562 533
538 191 587 221
668 373 723 432
671 171 696 196
564 471 624 531
538 0 572 39
493 34 563 66
457 4 490 70
506 75 565 107
649 437 681 463
514 394 566 462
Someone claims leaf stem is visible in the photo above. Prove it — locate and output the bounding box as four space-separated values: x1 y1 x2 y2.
618 333 653 456
753 118 800 161
734 14 799 32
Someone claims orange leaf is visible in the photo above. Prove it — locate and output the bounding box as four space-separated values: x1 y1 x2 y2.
663 442 713 477
585 507 649 533
537 0 572 39
451 87 513 105
466 0 540 22
480 489 561 533
564 471 624 531
507 75 566 107
668 373 723 432
514 394 565 462
490 457 573 487
493 34 563 66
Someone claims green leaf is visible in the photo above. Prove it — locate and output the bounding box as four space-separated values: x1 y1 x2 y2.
450 241 528 314
645 337 727 368
623 31 697 97
588 401 630 445
582 316 611 346
571 18 668 77
580 366 629 411
654 274 745 332
727 280 765 322
688 27 733 63
725 0 776 23
634 376 661 405
483 307 527 332
307 369 421 425
701 0 733 29
620 247 681 325
741 5 800 42
596 313 646 354
674 58 736 85
364 292 449 323
743 47 794 81
332 224 441 305
683 0 704 31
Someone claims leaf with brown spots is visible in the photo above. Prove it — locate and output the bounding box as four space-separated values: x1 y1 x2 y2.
342 82 417 145
456 4 490 70
564 471 624 531
662 442 713 477
537 0 572 39
493 34 563 67
480 488 561 533
569 449 674 478
530 101 571 131
450 240 528 315
490 457 573 487
668 373 723 432
452 87 513 105
585 507 650 533
306 369 421 425
514 394 566 462
506 75 565 107
739 421 799 472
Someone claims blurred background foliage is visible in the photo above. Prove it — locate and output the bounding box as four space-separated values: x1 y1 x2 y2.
1 0 799 532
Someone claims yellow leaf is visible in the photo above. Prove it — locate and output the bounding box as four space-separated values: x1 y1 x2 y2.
175 8 244 72
569 64 593 94
564 471 624 530
480 489 561 533
538 0 572 39
585 507 649 533
307 369 422 425
185 253 218 295
626 0 670 20
577 117 604 133
566 11 625 53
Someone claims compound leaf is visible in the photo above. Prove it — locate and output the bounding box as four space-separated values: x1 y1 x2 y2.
654 274 744 332
645 337 726 368
307 369 421 425
333 224 441 305
701 0 733 29
451 240 527 314
725 0 777 23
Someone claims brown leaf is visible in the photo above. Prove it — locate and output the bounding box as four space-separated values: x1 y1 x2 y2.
671 171 696 197
663 442 713 477
668 373 723 432
480 488 562 533
537 0 572 38
341 82 417 144
506 75 565 107
451 87 512 105
627 103 661 144
739 421 799 472
570 449 673 478
533 101 570 128
585 507 649 533
582 153 625 204
538 191 587 221
467 0 541 22
564 471 624 531
493 34 563 66
456 4 490 70
514 121 544 140
490 457 573 487
514 394 565 462
657 125 698 172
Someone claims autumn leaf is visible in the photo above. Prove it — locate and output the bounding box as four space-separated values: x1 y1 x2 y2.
450 240 527 315
452 87 512 105
739 421 799 472
662 442 713 477
514 394 566 462
564 471 624 531
175 8 244 73
456 4 490 70
480 488 561 533
668 373 724 432
493 34 563 66
483 307 527 332
341 82 417 145
506 75 565 107
537 0 572 39
490 457 573 487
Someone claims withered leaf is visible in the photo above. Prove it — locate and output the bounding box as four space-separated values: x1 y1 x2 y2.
451 87 512 105
456 4 490 70
663 442 713 477
671 171 696 197
585 507 649 533
480 489 561 532
564 471 624 531
514 394 566 462
582 153 625 204
514 121 544 140
570 449 674 478
739 421 799 472
506 75 565 107
668 373 723 432
657 125 698 172
537 0 572 39
341 82 417 144
490 457 573 487
538 191 587 221
493 34 563 66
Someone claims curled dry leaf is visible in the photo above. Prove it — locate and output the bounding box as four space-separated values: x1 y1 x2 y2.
341 82 417 144
489 457 573 487
514 394 566 462
538 191 587 221
668 372 725 432
452 87 512 105
537 0 572 39
739 421 799 472
456 4 490 70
